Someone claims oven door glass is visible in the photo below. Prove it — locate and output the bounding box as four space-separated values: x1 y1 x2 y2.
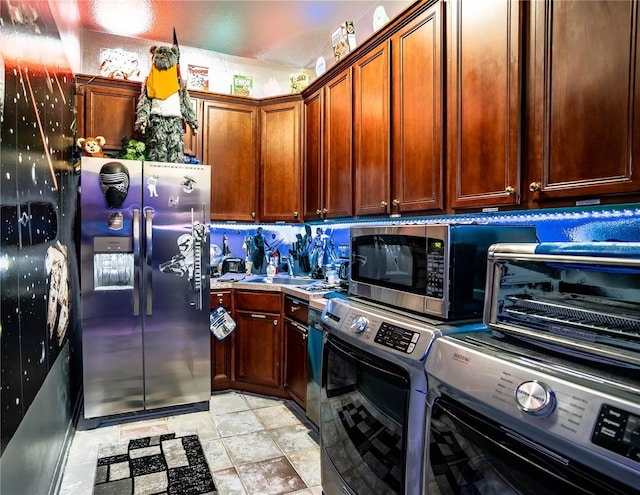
321 334 410 494
427 397 632 495
351 233 426 293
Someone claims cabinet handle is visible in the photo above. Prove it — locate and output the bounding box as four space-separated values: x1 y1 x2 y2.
218 298 224 306
251 314 266 319
505 186 515 195
273 319 278 326
290 305 300 312
529 182 541 192
380 201 388 208
293 211 298 218
392 199 400 206
322 208 328 214
251 212 256 218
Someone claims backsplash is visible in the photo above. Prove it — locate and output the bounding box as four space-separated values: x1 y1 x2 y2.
210 203 640 275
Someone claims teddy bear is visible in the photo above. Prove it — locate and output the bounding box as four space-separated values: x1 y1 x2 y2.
77 136 106 158
134 41 198 163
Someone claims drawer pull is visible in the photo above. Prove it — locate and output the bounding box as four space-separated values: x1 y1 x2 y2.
251 314 266 319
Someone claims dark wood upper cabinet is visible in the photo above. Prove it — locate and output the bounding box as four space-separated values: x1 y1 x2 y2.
76 76 141 155
303 88 324 220
353 42 391 216
202 99 258 222
183 96 201 161
259 99 303 223
304 68 353 220
527 0 640 204
354 3 444 218
447 0 523 209
391 2 444 215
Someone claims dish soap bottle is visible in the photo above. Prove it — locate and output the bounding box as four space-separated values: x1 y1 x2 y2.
266 259 276 282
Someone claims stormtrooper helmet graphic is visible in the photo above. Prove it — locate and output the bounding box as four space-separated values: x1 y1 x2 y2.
99 161 130 208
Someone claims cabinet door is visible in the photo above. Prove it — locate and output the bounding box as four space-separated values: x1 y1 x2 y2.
354 42 391 216
303 89 324 220
447 0 523 209
528 0 640 203
392 3 444 214
183 97 201 161
259 100 303 223
284 319 307 408
210 291 233 389
324 68 354 218
78 78 140 156
235 311 281 388
202 99 258 222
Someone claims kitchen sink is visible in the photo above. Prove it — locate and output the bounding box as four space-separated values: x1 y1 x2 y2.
245 276 318 286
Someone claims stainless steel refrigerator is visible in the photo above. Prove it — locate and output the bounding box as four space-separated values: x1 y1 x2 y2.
80 157 211 420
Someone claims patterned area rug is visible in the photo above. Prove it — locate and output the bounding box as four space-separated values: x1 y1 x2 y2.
93 433 217 495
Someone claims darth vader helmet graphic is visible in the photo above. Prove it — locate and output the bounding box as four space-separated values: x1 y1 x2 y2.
99 161 130 208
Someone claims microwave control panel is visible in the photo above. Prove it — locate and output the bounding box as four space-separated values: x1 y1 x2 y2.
426 237 445 298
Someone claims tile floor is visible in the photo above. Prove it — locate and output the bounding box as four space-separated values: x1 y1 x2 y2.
59 391 322 495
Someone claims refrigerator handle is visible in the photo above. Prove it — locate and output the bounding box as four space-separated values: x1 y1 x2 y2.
145 208 153 315
132 208 141 316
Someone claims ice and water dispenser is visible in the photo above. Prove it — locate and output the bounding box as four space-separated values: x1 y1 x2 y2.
93 236 134 290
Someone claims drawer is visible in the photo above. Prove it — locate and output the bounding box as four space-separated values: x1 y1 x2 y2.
210 290 232 310
284 295 308 325
235 291 281 313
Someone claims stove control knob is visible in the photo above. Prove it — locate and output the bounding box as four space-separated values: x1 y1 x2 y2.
350 315 368 334
514 380 556 417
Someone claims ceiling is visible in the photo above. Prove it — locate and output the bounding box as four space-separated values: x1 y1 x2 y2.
79 0 413 69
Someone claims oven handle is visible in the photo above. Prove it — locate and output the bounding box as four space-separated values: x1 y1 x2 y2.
326 335 409 387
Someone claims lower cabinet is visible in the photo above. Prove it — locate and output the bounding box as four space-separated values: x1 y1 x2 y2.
283 296 309 409
210 290 233 391
233 291 287 397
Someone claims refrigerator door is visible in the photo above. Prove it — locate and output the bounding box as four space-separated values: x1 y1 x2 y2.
81 157 144 418
142 162 211 410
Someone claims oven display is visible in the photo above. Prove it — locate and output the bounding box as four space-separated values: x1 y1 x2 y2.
374 322 419 353
592 404 640 462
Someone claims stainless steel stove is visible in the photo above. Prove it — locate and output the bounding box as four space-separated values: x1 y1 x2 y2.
424 242 640 494
319 296 484 495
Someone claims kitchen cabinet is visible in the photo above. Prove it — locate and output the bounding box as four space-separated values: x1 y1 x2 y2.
446 0 523 210
283 295 308 409
354 2 444 217
391 3 444 214
183 96 202 161
234 291 286 397
75 75 141 156
210 290 233 390
303 68 354 220
353 42 391 216
259 98 303 223
202 98 258 222
526 0 640 205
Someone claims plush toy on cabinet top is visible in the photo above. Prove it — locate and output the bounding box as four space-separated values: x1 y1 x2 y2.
77 136 106 158
134 35 198 164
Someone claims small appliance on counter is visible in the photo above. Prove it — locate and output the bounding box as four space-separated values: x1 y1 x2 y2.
349 223 538 319
221 257 245 274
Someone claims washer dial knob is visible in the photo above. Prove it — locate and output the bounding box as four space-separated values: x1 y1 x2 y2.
515 380 556 417
350 315 368 334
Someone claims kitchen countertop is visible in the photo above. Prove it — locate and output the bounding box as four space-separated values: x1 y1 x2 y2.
210 275 334 308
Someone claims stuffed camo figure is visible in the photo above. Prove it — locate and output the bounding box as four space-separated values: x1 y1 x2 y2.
135 35 197 163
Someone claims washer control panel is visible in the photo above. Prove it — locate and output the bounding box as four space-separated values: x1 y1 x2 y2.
374 322 420 354
592 404 640 463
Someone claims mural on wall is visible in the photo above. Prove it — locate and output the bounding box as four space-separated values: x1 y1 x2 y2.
1 0 79 453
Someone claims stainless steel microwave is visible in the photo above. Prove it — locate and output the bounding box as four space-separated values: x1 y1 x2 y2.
349 223 538 320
